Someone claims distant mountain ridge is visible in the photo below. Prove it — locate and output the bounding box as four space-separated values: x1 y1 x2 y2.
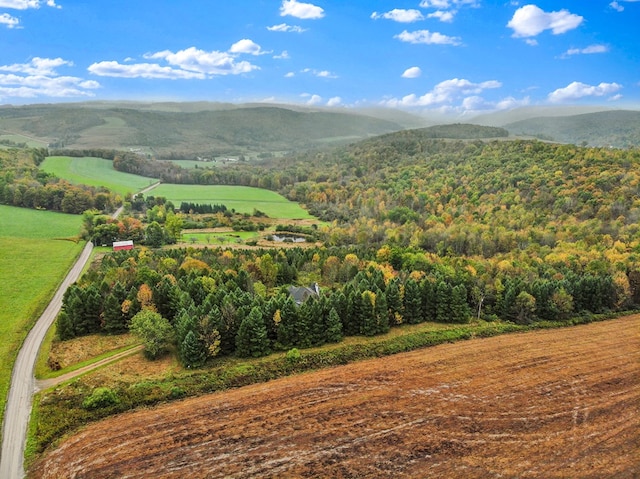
503 110 640 148
0 102 409 158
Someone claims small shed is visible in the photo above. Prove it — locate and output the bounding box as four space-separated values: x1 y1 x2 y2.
288 283 320 305
113 240 134 251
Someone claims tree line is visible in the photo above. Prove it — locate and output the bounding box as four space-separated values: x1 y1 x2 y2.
56 245 632 367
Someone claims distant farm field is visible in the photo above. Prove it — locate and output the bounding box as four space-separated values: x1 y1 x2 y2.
40 156 158 196
29 316 640 479
0 205 83 429
153 184 313 219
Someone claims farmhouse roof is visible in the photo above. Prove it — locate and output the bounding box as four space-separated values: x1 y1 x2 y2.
287 283 320 305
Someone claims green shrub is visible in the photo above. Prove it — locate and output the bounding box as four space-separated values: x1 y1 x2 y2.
82 387 119 410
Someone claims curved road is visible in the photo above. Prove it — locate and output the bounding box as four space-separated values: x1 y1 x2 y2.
0 242 93 479
0 181 160 478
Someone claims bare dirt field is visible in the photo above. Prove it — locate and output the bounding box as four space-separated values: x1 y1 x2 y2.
29 315 640 479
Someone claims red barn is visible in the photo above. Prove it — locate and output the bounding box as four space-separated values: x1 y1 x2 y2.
113 240 134 251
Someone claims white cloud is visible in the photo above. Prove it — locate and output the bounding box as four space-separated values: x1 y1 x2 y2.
284 71 295 77
88 61 206 79
548 81 622 102
274 50 290 59
145 46 259 75
0 0 58 8
0 13 19 27
0 57 71 75
371 9 425 23
267 23 307 33
229 39 268 56
402 66 422 79
0 57 99 100
395 29 462 46
302 93 322 105
507 5 583 38
280 0 324 20
300 68 338 78
562 44 609 58
89 44 261 80
427 10 454 22
610 0 640 12
383 78 501 108
327 96 342 106
419 0 479 7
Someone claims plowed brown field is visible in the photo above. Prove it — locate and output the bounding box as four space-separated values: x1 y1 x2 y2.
30 316 640 479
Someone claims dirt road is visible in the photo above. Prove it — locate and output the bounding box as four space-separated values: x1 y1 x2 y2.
0 242 93 479
29 315 640 479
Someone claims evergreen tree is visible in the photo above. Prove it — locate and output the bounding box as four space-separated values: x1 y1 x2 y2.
56 311 75 340
403 278 423 324
420 278 436 322
276 296 300 349
450 284 471 323
235 306 270 358
435 281 452 323
181 330 207 368
385 277 403 326
102 292 127 334
325 307 343 343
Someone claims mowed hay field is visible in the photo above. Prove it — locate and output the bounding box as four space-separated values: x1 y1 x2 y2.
30 315 640 479
0 205 83 427
153 183 314 219
40 156 158 196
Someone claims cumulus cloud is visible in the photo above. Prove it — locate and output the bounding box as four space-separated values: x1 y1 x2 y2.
0 0 60 9
327 96 342 106
0 13 19 27
229 39 268 56
548 81 622 102
267 23 307 33
610 0 640 12
507 4 583 38
402 66 422 79
284 71 295 77
427 10 454 22
88 61 205 79
89 44 261 79
274 50 290 59
419 0 479 8
561 44 609 58
395 29 462 46
302 93 323 105
301 68 338 78
280 0 324 20
383 78 501 108
371 9 425 23
419 0 478 22
0 57 99 100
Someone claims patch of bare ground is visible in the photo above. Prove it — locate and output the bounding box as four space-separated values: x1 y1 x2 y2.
47 334 139 370
29 315 640 479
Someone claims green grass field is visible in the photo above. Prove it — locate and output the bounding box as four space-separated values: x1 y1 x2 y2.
0 205 84 429
40 156 158 196
153 184 313 219
181 230 260 245
0 133 48 148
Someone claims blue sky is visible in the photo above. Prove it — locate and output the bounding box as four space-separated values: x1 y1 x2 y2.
1 0 638 116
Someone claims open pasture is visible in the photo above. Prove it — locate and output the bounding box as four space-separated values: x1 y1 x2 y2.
29 315 640 478
40 156 158 196
0 205 83 428
153 184 313 219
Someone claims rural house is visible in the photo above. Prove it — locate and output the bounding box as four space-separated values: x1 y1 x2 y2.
288 283 320 305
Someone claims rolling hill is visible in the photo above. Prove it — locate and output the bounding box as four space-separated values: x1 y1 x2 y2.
503 110 640 148
0 103 407 158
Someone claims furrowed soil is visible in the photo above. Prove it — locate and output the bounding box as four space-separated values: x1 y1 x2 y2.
30 316 640 479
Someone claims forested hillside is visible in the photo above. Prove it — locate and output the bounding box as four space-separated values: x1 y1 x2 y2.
0 104 404 157
504 110 640 148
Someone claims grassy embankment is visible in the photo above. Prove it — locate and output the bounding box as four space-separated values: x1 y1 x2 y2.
0 205 83 429
39 156 158 196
